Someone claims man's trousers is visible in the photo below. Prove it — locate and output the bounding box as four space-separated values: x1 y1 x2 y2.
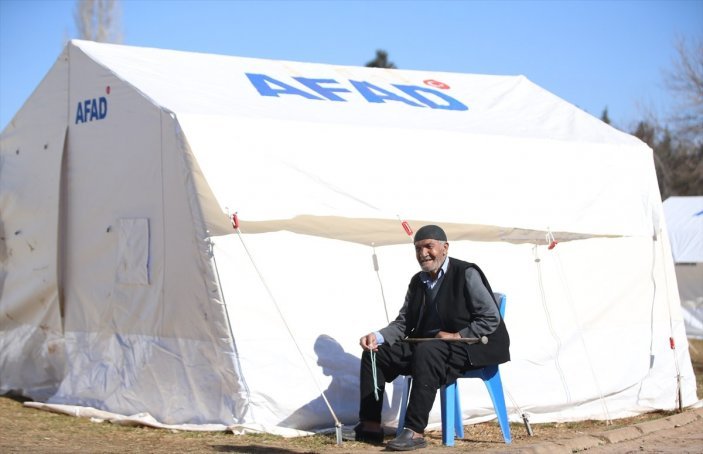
359 340 474 433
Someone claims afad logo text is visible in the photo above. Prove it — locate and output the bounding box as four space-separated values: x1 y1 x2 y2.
75 86 110 124
246 73 468 111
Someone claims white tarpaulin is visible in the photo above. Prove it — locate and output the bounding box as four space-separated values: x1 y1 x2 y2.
663 196 703 339
0 40 698 434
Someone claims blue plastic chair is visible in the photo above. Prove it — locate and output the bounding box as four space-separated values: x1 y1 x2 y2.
397 292 511 446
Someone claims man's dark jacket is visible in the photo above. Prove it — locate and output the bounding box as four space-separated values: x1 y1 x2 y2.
379 257 510 367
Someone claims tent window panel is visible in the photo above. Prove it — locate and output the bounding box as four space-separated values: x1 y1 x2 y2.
116 218 150 285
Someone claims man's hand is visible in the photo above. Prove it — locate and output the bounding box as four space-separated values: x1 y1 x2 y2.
435 331 461 339
360 333 379 351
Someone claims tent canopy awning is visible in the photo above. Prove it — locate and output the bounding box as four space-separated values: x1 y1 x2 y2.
234 216 616 246
173 113 658 243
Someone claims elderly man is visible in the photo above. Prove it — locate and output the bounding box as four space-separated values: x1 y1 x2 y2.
354 225 510 451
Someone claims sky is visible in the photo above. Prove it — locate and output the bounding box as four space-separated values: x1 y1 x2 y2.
1 0 702 133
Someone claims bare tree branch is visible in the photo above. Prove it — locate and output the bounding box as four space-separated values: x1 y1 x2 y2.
664 36 703 144
74 0 122 43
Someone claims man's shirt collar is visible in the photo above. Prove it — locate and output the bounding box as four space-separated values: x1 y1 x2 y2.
420 257 449 289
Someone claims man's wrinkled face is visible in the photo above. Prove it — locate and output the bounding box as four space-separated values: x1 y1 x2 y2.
414 239 448 275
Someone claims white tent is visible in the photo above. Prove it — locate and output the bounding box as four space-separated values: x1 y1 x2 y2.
663 196 703 339
0 40 698 435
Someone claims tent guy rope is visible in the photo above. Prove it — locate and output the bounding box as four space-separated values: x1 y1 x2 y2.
546 230 612 424
368 219 416 405
229 212 344 444
533 243 572 404
657 228 684 412
372 243 390 324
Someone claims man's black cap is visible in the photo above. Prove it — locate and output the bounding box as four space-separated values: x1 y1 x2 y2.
413 225 447 243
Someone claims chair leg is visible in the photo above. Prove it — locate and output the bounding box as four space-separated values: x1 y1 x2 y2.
454 381 464 440
397 376 412 437
483 370 512 444
406 370 512 446
441 383 456 446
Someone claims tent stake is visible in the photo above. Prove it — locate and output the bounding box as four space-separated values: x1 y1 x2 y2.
335 423 343 445
522 413 533 436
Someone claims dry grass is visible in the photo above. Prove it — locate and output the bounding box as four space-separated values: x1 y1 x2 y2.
1 339 701 453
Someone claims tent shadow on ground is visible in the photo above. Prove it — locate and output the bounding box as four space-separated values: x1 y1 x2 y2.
278 334 406 431
278 334 363 430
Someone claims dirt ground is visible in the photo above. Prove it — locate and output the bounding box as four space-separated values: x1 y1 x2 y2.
1 339 702 453
586 416 703 454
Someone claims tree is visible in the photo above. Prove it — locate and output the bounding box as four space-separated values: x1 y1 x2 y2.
635 121 673 198
600 107 611 125
75 0 122 43
366 50 397 69
632 120 703 199
664 37 703 146
631 37 703 199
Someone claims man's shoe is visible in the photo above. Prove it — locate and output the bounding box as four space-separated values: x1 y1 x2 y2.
352 423 384 444
386 428 427 451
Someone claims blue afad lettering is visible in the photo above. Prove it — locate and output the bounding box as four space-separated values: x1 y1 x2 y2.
245 73 468 111
75 97 108 124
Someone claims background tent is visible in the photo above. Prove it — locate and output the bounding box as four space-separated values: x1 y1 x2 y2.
0 40 698 434
663 196 703 339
